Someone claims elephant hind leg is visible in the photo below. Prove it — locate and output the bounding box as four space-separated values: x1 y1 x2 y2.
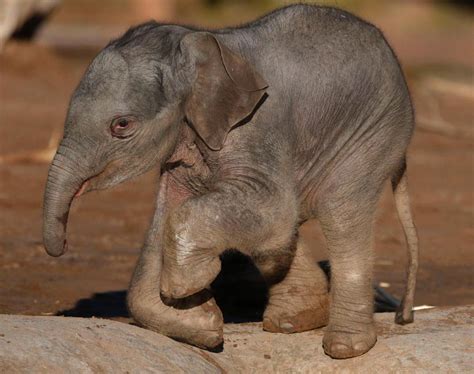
256 234 329 334
318 195 378 359
391 160 419 325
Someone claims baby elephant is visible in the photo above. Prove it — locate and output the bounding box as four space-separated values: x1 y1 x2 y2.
43 4 419 358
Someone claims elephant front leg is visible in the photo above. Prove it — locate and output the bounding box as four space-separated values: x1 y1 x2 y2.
258 233 329 334
160 185 298 301
159 204 223 299
127 174 223 350
319 206 377 359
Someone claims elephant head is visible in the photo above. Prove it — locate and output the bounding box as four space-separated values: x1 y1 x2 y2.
43 24 267 257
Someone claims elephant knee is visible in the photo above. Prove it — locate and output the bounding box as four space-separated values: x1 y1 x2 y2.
253 248 294 284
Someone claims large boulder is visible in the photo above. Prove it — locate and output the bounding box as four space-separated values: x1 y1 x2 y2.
0 305 472 373
0 315 219 373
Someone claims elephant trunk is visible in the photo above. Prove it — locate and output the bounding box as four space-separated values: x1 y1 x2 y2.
43 138 91 257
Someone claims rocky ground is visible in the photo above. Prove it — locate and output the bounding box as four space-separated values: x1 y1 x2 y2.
1 306 472 373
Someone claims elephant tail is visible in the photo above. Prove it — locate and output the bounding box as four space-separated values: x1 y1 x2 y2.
391 158 419 325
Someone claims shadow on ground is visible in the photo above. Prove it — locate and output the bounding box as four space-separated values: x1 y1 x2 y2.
57 251 269 323
58 253 399 322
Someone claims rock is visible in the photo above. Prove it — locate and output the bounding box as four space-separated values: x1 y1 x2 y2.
213 305 474 373
0 316 221 373
0 306 472 373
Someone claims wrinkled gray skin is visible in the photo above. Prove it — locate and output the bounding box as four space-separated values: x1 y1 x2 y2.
43 5 419 358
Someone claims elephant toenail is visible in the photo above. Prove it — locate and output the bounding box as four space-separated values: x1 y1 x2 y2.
280 322 294 332
354 341 369 352
263 317 278 332
331 343 350 356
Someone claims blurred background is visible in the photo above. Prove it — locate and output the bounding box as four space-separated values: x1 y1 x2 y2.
0 1 472 321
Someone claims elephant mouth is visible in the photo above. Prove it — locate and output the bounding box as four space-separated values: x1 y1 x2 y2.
74 180 90 197
73 161 121 198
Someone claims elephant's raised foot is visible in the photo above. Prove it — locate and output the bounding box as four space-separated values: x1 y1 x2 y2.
128 289 223 350
323 326 376 359
161 249 222 299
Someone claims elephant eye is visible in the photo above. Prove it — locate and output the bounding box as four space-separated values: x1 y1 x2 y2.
110 116 136 138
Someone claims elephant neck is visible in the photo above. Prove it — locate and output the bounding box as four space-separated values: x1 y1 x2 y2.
163 126 212 195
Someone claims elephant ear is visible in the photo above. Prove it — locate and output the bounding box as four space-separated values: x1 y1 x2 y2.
180 32 268 150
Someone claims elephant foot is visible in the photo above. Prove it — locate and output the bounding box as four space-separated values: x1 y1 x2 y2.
263 283 329 333
262 259 329 333
323 324 377 359
128 289 223 350
160 255 221 299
